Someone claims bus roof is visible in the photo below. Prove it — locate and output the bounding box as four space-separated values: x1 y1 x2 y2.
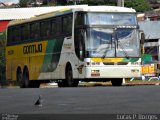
74 5 136 13
9 5 136 26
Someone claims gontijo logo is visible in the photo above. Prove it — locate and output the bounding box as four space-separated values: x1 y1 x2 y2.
23 44 42 54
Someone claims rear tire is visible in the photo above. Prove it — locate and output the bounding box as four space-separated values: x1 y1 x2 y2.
17 67 40 88
23 68 40 88
30 81 40 88
111 78 122 86
23 68 30 88
17 69 24 88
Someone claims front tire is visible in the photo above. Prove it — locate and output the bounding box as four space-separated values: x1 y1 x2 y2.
65 64 79 87
30 81 40 88
111 78 122 86
57 80 67 87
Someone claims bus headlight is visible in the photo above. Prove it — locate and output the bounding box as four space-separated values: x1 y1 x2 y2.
131 69 139 73
91 70 100 76
92 62 100 65
85 62 100 66
131 62 140 65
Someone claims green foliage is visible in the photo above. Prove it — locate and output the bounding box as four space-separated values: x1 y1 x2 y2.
79 0 151 12
0 32 6 82
79 0 116 5
18 0 152 12
56 0 67 5
125 0 151 12
19 0 28 7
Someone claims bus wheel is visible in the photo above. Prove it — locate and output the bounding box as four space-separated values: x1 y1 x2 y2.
23 68 30 88
17 68 24 88
57 80 67 87
66 64 79 87
30 81 40 88
111 79 122 86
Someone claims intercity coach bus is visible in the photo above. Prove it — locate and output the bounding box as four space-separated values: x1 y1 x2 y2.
6 5 144 88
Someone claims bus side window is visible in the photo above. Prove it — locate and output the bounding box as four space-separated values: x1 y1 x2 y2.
51 18 62 36
16 26 21 43
12 27 20 44
56 17 62 36
25 24 30 41
21 24 30 41
51 19 56 36
30 23 34 39
7 28 12 45
46 20 51 36
40 21 45 38
30 22 40 40
62 14 72 35
12 28 15 44
40 20 51 38
21 25 25 41
68 15 73 34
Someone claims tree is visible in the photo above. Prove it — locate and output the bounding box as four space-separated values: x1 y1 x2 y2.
147 0 158 4
79 0 116 5
56 0 67 5
19 0 28 7
125 0 151 12
47 0 57 6
79 0 151 12
0 31 6 84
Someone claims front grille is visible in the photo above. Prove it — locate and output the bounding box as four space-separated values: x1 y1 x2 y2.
103 62 128 65
103 62 114 65
117 62 128 65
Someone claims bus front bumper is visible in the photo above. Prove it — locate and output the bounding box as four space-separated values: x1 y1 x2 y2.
84 66 141 78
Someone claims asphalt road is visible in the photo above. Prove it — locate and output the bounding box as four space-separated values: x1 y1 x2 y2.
0 86 160 119
0 86 160 114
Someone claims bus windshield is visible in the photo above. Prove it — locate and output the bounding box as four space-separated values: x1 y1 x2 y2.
85 28 140 58
85 13 137 26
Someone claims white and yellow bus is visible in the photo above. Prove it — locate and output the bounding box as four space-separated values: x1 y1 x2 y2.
6 5 144 88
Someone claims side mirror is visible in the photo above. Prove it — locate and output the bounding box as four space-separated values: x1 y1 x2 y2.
140 32 145 54
140 32 145 45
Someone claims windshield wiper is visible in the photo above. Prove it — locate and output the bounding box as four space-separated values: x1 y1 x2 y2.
101 29 130 59
102 47 109 59
102 37 112 59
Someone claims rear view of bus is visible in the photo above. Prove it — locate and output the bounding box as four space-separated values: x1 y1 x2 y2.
72 6 143 86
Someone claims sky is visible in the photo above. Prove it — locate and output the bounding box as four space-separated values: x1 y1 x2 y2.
0 0 19 3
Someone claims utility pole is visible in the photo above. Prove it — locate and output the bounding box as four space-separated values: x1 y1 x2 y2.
117 0 124 7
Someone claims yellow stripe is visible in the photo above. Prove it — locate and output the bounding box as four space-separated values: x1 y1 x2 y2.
59 8 71 12
91 58 123 62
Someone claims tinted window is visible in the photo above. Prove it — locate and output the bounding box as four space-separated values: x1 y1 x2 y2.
40 20 51 38
62 15 72 34
21 24 30 41
14 26 21 42
51 17 62 36
30 22 40 39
